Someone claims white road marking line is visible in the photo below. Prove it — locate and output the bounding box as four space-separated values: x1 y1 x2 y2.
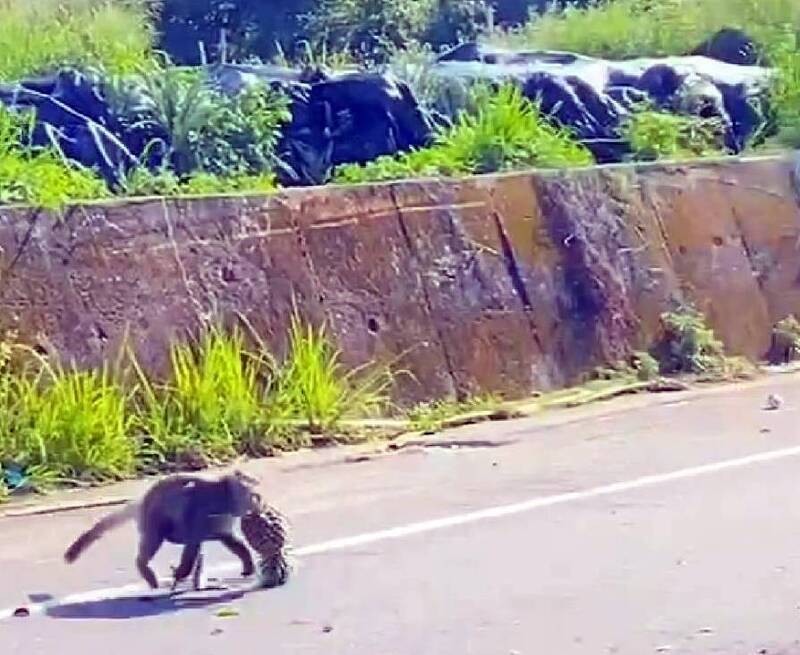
4 443 800 621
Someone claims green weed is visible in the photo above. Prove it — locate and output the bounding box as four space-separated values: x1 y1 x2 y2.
0 106 109 209
335 84 592 183
406 395 503 434
117 165 280 199
134 64 222 175
178 172 279 196
117 165 182 198
650 305 754 380
118 62 290 180
589 351 660 383
766 314 800 364
268 313 395 433
195 85 291 177
622 109 725 161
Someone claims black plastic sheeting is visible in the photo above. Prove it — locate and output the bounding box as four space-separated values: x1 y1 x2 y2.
0 35 775 190
430 41 773 162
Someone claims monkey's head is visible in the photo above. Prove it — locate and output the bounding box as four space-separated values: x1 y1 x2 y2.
225 469 262 515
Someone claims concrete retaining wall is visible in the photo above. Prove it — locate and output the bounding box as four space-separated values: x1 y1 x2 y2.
1 154 798 404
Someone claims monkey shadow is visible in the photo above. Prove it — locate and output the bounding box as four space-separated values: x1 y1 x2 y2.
45 583 252 620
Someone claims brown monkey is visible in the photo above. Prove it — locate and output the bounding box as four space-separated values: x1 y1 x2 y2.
64 470 261 590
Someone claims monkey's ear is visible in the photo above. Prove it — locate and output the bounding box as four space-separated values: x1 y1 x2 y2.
232 469 259 486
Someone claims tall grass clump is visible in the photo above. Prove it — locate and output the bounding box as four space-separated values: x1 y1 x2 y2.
2 356 135 487
268 313 395 433
0 106 109 209
335 84 593 183
0 0 155 81
491 0 800 60
108 60 290 190
131 324 266 466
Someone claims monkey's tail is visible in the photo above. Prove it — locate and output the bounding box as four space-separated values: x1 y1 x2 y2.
64 502 139 564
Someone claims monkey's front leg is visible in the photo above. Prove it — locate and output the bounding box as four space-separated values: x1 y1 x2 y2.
170 542 200 591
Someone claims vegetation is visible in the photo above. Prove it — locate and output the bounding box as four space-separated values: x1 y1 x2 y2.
268 315 395 434
489 0 800 60
111 62 291 177
651 306 755 380
768 315 800 364
303 0 440 63
406 395 503 434
589 351 660 383
0 106 109 209
335 84 593 183
773 315 800 353
0 314 396 498
621 109 725 161
155 0 487 66
0 0 795 205
0 0 154 82
769 36 800 147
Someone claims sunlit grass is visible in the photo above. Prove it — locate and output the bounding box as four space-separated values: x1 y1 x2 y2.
0 0 155 81
490 0 799 60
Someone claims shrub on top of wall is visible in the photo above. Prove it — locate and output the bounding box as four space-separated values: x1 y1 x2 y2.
335 83 593 183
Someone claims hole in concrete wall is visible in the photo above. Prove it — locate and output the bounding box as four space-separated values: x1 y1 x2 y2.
712 236 724 246
678 246 687 255
221 264 237 283
366 317 380 334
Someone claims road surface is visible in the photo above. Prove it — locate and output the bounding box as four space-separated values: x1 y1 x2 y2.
3 375 800 654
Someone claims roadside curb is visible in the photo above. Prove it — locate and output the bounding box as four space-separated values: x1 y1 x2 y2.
0 496 130 519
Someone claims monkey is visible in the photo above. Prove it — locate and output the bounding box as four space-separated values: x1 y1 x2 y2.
64 470 261 590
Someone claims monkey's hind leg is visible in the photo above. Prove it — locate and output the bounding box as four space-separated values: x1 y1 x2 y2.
217 534 255 577
136 531 164 590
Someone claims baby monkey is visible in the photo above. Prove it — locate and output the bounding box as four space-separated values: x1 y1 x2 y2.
64 470 261 590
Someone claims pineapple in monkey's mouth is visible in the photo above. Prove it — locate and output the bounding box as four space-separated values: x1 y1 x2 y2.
240 499 295 589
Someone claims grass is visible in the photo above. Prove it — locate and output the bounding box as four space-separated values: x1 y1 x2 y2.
132 324 266 467
0 353 136 490
650 306 757 380
117 167 280 198
334 83 593 183
406 395 504 434
768 35 800 147
0 303 772 503
0 106 109 209
490 0 800 60
0 0 155 81
268 314 396 434
621 109 725 161
0 313 399 499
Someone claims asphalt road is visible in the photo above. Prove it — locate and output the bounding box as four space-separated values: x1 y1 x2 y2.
3 375 800 654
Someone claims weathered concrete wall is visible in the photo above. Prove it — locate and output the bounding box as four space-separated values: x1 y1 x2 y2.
0 154 798 404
